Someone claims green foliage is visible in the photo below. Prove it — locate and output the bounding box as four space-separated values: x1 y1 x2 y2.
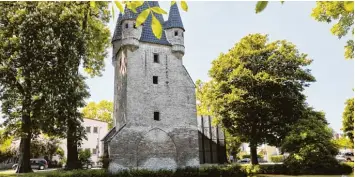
0 1 110 172
41 165 247 177
241 154 263 159
29 136 61 159
78 149 91 164
270 155 284 163
242 163 353 175
199 33 315 164
82 100 114 129
342 97 354 145
332 136 353 149
256 1 354 59
311 1 354 59
224 131 242 159
255 1 268 14
281 109 341 175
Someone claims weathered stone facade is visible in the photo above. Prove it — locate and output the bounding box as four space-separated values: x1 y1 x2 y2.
106 2 199 172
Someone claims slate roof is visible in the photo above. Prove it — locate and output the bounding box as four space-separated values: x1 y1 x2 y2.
111 1 172 45
139 1 171 45
164 3 184 31
112 13 122 42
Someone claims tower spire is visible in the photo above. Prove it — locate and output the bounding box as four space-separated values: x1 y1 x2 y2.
164 3 184 31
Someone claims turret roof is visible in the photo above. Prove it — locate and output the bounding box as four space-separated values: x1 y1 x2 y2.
164 3 184 31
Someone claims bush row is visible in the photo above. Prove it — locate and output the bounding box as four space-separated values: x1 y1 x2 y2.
17 162 354 177
255 163 353 175
46 165 248 177
270 155 284 163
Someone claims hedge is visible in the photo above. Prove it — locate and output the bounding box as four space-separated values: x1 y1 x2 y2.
270 155 283 163
256 163 353 175
45 165 248 177
241 154 263 159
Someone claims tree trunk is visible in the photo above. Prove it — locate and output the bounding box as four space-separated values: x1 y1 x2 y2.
16 98 32 173
66 120 80 170
250 145 259 165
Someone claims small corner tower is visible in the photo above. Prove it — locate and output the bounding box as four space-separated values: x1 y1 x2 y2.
165 3 185 58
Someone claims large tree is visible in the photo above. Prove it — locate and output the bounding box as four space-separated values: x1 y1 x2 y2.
0 2 110 172
200 34 315 164
342 97 354 145
82 100 114 129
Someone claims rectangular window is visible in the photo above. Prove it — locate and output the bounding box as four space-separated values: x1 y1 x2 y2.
153 53 159 63
92 148 97 155
86 126 91 133
174 31 178 36
154 112 160 121
153 76 158 84
93 127 98 133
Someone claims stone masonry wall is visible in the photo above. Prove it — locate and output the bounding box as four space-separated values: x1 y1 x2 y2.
109 42 199 172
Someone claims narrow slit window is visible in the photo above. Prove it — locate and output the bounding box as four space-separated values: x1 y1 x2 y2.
153 53 159 63
154 112 160 121
174 31 178 36
153 76 158 84
133 23 137 29
125 23 129 28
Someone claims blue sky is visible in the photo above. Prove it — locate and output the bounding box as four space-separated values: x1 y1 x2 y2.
0 2 353 133
85 1 353 132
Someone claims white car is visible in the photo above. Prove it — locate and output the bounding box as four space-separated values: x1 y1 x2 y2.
336 154 347 162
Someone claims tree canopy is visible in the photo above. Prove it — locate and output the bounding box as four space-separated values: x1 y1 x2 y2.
0 1 110 172
342 97 354 145
198 34 315 164
82 100 114 129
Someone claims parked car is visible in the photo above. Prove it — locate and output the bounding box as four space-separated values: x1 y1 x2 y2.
12 158 48 170
336 154 346 162
343 152 354 162
237 158 250 163
81 161 94 169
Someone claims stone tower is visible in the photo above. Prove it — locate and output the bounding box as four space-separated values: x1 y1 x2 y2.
107 1 199 172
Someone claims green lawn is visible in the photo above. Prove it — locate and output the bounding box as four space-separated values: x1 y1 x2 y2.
0 169 353 177
258 175 354 177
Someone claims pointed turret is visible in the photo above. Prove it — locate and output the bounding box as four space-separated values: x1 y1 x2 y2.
164 3 184 31
165 3 185 58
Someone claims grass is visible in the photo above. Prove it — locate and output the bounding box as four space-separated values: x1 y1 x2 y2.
0 168 61 177
258 175 354 177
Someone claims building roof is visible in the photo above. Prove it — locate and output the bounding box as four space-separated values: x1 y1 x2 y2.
164 3 184 31
111 1 171 45
139 1 171 45
83 117 109 124
112 13 123 42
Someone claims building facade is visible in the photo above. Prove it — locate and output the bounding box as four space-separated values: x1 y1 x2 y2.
59 118 108 166
105 1 199 172
197 116 227 164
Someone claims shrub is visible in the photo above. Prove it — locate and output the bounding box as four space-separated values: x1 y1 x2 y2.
44 165 248 177
255 162 353 175
241 154 262 159
270 155 283 163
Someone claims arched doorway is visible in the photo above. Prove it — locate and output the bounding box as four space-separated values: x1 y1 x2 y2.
137 128 177 170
